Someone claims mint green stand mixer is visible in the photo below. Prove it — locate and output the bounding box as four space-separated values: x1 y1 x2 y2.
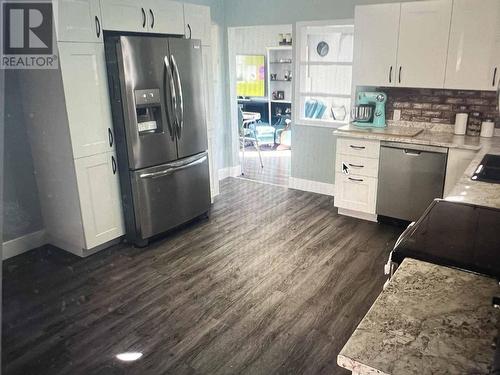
351 92 387 128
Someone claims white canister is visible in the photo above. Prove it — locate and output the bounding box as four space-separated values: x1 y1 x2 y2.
454 113 468 135
480 119 495 138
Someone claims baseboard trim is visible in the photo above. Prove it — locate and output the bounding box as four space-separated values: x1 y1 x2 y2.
218 165 241 181
338 208 378 222
289 177 335 196
2 230 47 260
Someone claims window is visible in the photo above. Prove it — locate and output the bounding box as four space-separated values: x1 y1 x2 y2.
294 21 354 127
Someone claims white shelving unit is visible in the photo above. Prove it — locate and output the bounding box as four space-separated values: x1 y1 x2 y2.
267 46 292 125
294 20 355 128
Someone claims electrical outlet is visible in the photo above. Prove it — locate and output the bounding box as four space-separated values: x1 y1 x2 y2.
393 109 401 121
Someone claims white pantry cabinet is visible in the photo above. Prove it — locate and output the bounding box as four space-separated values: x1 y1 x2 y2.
353 3 401 87
58 42 114 158
445 0 500 91
396 0 452 88
74 152 124 249
201 45 218 199
54 0 103 42
183 3 212 46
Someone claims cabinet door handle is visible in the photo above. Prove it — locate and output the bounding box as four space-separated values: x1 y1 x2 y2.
149 9 154 29
493 67 498 87
108 128 114 147
141 8 146 28
348 177 364 182
95 16 101 38
187 24 192 39
111 155 117 175
349 145 365 150
389 66 392 83
398 66 402 84
349 163 364 168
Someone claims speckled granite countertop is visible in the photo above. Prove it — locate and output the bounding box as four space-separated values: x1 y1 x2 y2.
337 258 499 375
445 136 500 209
335 123 483 151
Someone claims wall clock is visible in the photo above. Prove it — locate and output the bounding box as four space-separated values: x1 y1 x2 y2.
316 41 329 57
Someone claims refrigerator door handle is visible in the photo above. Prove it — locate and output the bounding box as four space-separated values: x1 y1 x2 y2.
171 54 184 139
139 154 207 179
164 56 177 138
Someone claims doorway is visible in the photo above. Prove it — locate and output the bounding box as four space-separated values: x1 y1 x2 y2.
228 25 293 187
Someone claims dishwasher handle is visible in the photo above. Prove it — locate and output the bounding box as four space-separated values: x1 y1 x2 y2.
403 149 422 156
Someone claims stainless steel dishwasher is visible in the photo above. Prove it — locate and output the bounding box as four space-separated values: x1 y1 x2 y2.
377 141 448 221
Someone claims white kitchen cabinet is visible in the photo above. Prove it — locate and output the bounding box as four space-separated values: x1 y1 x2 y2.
54 0 103 42
353 3 400 87
100 0 147 33
445 0 500 91
183 3 211 46
335 155 379 178
74 152 124 250
100 0 184 34
59 42 114 158
148 0 184 35
335 173 378 214
202 45 218 199
334 137 380 219
396 0 452 88
337 138 380 159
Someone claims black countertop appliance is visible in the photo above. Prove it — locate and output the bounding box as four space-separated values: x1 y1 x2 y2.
388 199 500 279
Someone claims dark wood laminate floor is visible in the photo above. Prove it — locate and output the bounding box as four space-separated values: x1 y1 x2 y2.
3 178 402 375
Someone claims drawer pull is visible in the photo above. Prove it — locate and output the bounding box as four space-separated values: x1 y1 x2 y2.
348 163 364 168
348 177 364 182
349 145 366 150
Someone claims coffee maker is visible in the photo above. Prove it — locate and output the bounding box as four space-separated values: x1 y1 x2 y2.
351 91 387 128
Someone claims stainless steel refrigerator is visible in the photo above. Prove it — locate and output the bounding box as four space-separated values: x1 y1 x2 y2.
105 34 210 247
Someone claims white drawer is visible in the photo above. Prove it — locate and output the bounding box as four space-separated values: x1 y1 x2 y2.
337 137 380 159
334 173 378 214
336 154 379 178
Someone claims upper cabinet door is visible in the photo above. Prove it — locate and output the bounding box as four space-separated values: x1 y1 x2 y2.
352 3 400 87
396 0 452 88
59 42 114 158
183 3 211 46
55 0 102 42
147 0 184 35
445 0 500 91
100 0 147 33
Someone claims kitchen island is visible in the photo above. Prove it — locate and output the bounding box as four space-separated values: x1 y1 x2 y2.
337 258 498 375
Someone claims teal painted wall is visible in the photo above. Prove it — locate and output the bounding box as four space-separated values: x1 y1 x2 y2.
291 125 337 184
224 0 419 27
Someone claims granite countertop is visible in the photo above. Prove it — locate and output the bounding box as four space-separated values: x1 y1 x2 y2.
337 258 499 375
334 122 483 151
445 137 500 209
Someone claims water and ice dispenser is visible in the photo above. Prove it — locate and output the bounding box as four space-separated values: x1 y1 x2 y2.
134 89 162 134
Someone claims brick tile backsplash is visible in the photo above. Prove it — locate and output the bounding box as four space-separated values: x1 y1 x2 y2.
378 87 500 128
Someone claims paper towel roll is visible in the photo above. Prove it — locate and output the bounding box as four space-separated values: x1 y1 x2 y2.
480 120 494 138
454 113 468 135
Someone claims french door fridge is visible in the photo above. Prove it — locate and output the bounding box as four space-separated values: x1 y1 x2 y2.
105 34 210 246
